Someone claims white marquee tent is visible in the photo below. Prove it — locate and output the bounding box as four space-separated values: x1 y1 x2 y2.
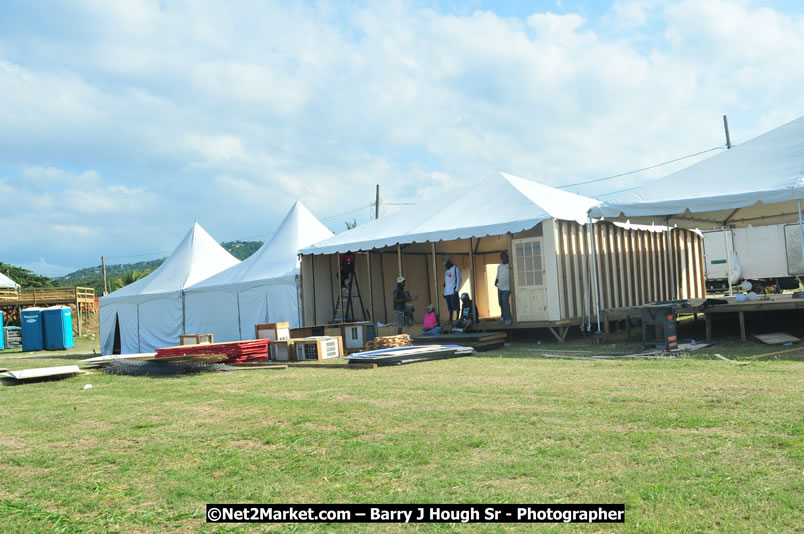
183 201 334 341
0 272 18 289
99 223 240 355
302 172 600 256
592 115 804 229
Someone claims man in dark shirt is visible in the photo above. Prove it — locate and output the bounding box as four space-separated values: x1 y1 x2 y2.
393 276 414 334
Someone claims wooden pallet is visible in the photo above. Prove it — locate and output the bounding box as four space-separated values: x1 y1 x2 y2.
364 334 411 351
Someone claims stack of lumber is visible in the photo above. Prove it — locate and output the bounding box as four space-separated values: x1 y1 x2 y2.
347 345 474 366
364 334 411 351
410 332 506 352
155 340 269 363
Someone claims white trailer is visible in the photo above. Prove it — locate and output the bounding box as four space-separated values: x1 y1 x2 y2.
702 224 804 293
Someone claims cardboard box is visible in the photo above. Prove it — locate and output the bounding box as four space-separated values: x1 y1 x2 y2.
180 334 213 345
293 336 342 361
255 322 290 341
270 340 292 361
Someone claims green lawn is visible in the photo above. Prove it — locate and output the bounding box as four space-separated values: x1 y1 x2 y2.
0 335 801 533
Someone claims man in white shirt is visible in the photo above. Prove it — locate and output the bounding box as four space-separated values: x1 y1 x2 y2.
495 251 512 324
442 257 462 322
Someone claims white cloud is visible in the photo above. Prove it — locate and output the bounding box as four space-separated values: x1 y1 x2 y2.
2 0 804 271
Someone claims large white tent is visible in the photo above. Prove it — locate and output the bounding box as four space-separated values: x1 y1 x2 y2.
303 172 600 256
592 115 804 229
0 272 18 289
99 223 240 354
183 201 334 340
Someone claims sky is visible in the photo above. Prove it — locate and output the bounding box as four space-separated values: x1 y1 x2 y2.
2 0 804 277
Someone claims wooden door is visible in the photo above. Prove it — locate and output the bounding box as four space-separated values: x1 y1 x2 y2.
513 237 548 321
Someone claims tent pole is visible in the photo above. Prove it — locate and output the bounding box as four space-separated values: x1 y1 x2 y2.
469 237 477 323
798 200 804 272
336 252 344 322
588 214 601 332
397 244 402 277
366 251 375 321
667 219 677 300
723 227 733 296
181 290 186 335
299 255 305 326
296 274 302 328
236 293 242 340
431 242 440 316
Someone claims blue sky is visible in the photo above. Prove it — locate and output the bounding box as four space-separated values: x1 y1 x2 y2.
2 0 804 276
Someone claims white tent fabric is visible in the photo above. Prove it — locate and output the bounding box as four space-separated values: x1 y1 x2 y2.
99 223 240 355
184 201 334 340
0 272 18 289
592 115 804 229
301 172 600 255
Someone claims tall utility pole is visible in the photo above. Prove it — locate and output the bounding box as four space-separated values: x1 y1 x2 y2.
375 184 380 219
723 115 732 149
101 256 108 295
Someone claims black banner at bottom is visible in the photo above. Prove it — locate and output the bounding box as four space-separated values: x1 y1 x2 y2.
206 504 625 523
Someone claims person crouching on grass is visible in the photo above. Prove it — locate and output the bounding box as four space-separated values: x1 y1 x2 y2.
421 304 442 335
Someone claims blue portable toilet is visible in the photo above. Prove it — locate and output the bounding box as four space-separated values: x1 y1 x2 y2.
43 306 75 350
21 307 46 352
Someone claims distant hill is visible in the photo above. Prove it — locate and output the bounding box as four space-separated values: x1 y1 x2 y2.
57 240 263 292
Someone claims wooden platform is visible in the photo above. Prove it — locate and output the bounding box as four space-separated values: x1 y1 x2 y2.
0 287 96 336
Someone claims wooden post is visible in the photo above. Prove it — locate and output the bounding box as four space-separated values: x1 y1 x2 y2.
705 314 712 342
101 256 108 295
336 252 344 322
469 238 477 322
75 292 82 337
299 255 305 326
431 242 440 316
366 252 375 321
739 311 746 342
378 253 388 323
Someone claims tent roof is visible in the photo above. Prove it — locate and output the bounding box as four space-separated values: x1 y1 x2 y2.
100 222 240 302
186 201 334 291
592 115 804 229
0 272 18 289
301 172 600 255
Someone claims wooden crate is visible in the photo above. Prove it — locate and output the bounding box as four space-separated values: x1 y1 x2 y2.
255 322 290 341
293 336 342 361
180 334 213 345
270 340 292 361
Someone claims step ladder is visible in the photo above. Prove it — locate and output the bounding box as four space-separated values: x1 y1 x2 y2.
334 272 368 322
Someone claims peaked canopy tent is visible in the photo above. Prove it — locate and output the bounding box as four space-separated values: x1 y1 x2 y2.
183 201 334 341
300 172 705 332
592 115 804 230
99 223 240 355
0 272 18 289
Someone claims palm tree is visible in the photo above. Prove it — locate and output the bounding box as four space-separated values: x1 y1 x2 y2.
111 270 147 291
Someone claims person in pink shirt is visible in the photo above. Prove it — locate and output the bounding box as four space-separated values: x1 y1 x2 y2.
421 304 442 335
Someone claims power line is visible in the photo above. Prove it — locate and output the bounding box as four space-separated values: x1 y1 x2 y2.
558 144 727 190
595 186 641 198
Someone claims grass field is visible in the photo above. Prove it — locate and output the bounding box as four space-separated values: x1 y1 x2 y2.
0 333 802 533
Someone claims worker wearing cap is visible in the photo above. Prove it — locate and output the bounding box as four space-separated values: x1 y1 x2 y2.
393 276 414 334
442 257 462 323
